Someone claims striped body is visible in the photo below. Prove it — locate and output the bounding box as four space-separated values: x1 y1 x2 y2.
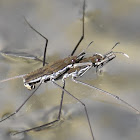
23 56 81 89
23 52 116 90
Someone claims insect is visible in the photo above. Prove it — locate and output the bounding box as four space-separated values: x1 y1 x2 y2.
0 0 139 140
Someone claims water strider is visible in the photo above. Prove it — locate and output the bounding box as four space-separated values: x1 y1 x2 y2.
0 0 139 140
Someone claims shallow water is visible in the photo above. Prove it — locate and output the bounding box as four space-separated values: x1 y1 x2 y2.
0 0 140 140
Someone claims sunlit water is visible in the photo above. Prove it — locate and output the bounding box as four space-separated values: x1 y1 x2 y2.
0 0 140 140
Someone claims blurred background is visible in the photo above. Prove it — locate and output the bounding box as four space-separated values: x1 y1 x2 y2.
0 0 140 140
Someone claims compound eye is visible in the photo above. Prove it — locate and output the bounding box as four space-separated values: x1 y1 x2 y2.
71 59 75 64
96 58 101 62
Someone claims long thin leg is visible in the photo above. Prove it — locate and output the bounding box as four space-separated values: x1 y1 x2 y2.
58 80 65 119
24 17 48 66
0 51 47 64
0 83 42 123
13 80 94 140
72 78 140 114
13 81 66 135
71 0 85 56
52 80 94 140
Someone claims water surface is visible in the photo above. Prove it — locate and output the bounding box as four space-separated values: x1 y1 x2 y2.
0 0 140 140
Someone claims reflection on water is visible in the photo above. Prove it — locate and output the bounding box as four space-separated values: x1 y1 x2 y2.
0 0 140 140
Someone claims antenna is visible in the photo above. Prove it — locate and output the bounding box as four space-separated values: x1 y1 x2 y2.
113 52 129 58
111 42 120 50
77 41 94 58
109 42 129 58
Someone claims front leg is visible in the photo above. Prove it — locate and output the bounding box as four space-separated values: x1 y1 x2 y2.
73 62 93 77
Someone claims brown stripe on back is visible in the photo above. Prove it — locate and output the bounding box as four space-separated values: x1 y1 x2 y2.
23 56 77 83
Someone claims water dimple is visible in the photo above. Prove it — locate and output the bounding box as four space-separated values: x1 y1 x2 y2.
1 112 12 120
97 69 104 76
9 130 25 140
